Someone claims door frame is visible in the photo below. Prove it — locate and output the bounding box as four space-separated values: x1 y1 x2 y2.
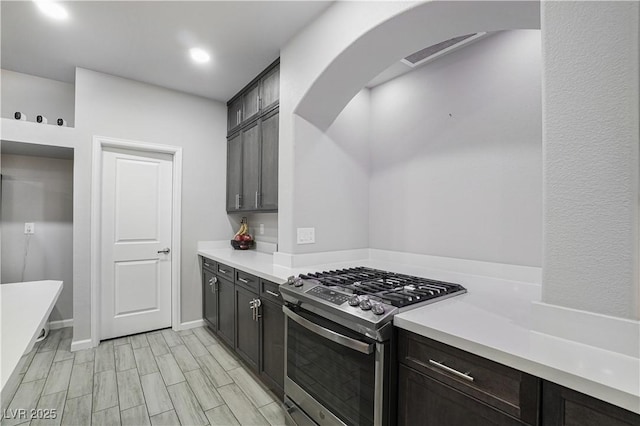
90 135 182 347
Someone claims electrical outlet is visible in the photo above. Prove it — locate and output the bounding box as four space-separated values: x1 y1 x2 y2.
259 224 265 235
297 227 315 244
24 223 35 234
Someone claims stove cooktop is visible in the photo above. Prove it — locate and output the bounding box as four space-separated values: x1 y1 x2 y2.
297 266 466 308
280 267 467 340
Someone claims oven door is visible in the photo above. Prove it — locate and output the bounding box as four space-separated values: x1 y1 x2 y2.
283 305 389 426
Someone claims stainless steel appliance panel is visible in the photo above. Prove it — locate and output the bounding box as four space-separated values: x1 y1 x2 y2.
284 306 390 426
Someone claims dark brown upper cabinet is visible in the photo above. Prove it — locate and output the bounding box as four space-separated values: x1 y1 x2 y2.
226 59 279 136
226 59 279 213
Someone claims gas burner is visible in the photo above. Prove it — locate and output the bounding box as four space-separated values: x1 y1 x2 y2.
296 267 465 308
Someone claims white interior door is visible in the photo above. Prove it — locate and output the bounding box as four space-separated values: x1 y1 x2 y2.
100 147 173 340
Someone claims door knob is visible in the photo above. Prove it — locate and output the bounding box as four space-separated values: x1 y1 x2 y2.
157 248 171 254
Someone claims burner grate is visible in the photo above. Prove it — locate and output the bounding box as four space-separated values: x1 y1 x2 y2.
301 267 465 308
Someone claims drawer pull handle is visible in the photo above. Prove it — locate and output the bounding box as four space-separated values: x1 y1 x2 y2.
219 268 229 274
429 360 474 382
265 290 280 297
238 278 250 283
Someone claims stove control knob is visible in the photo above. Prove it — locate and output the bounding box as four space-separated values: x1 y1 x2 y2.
371 303 385 315
359 299 372 311
348 296 360 307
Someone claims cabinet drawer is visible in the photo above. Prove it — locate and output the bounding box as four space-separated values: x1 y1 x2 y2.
399 331 539 425
202 257 216 272
235 270 259 292
216 263 234 279
260 279 282 304
399 364 526 426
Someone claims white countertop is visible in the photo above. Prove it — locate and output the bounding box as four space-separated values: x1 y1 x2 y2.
197 245 640 414
1 280 63 392
197 245 368 284
393 280 640 414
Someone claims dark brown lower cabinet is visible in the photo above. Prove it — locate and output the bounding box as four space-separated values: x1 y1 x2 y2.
398 364 526 426
398 330 539 425
235 284 260 370
259 297 284 398
542 381 640 426
217 276 235 348
397 330 640 426
201 258 285 402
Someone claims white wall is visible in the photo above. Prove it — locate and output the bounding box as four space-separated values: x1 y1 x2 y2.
1 154 74 321
290 90 371 253
1 69 75 126
369 31 542 267
279 1 540 256
1 68 228 343
542 2 640 319
74 68 229 331
278 1 415 255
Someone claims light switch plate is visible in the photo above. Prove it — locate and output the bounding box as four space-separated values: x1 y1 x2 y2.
297 227 315 244
24 222 35 234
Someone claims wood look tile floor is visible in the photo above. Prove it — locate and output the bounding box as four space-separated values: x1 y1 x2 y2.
2 327 286 426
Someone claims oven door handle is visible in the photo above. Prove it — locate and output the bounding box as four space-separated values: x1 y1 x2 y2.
283 306 374 355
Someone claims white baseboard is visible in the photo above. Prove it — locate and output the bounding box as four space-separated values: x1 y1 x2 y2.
70 338 93 352
178 319 204 331
49 319 73 330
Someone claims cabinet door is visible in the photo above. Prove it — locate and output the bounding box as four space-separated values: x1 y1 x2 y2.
235 285 259 370
242 83 260 124
260 65 279 111
227 132 242 211
260 110 278 211
260 298 284 398
398 365 524 426
217 277 235 347
542 381 640 426
241 119 261 210
203 269 218 331
228 97 243 133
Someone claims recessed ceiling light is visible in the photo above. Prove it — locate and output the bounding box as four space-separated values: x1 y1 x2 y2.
34 0 69 20
189 48 211 64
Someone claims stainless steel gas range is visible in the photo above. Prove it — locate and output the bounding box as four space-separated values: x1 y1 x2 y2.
279 267 466 426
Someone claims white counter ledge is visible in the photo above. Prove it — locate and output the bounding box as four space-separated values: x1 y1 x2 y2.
1 280 63 396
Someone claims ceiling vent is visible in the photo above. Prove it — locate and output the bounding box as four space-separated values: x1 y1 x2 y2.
402 32 487 67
